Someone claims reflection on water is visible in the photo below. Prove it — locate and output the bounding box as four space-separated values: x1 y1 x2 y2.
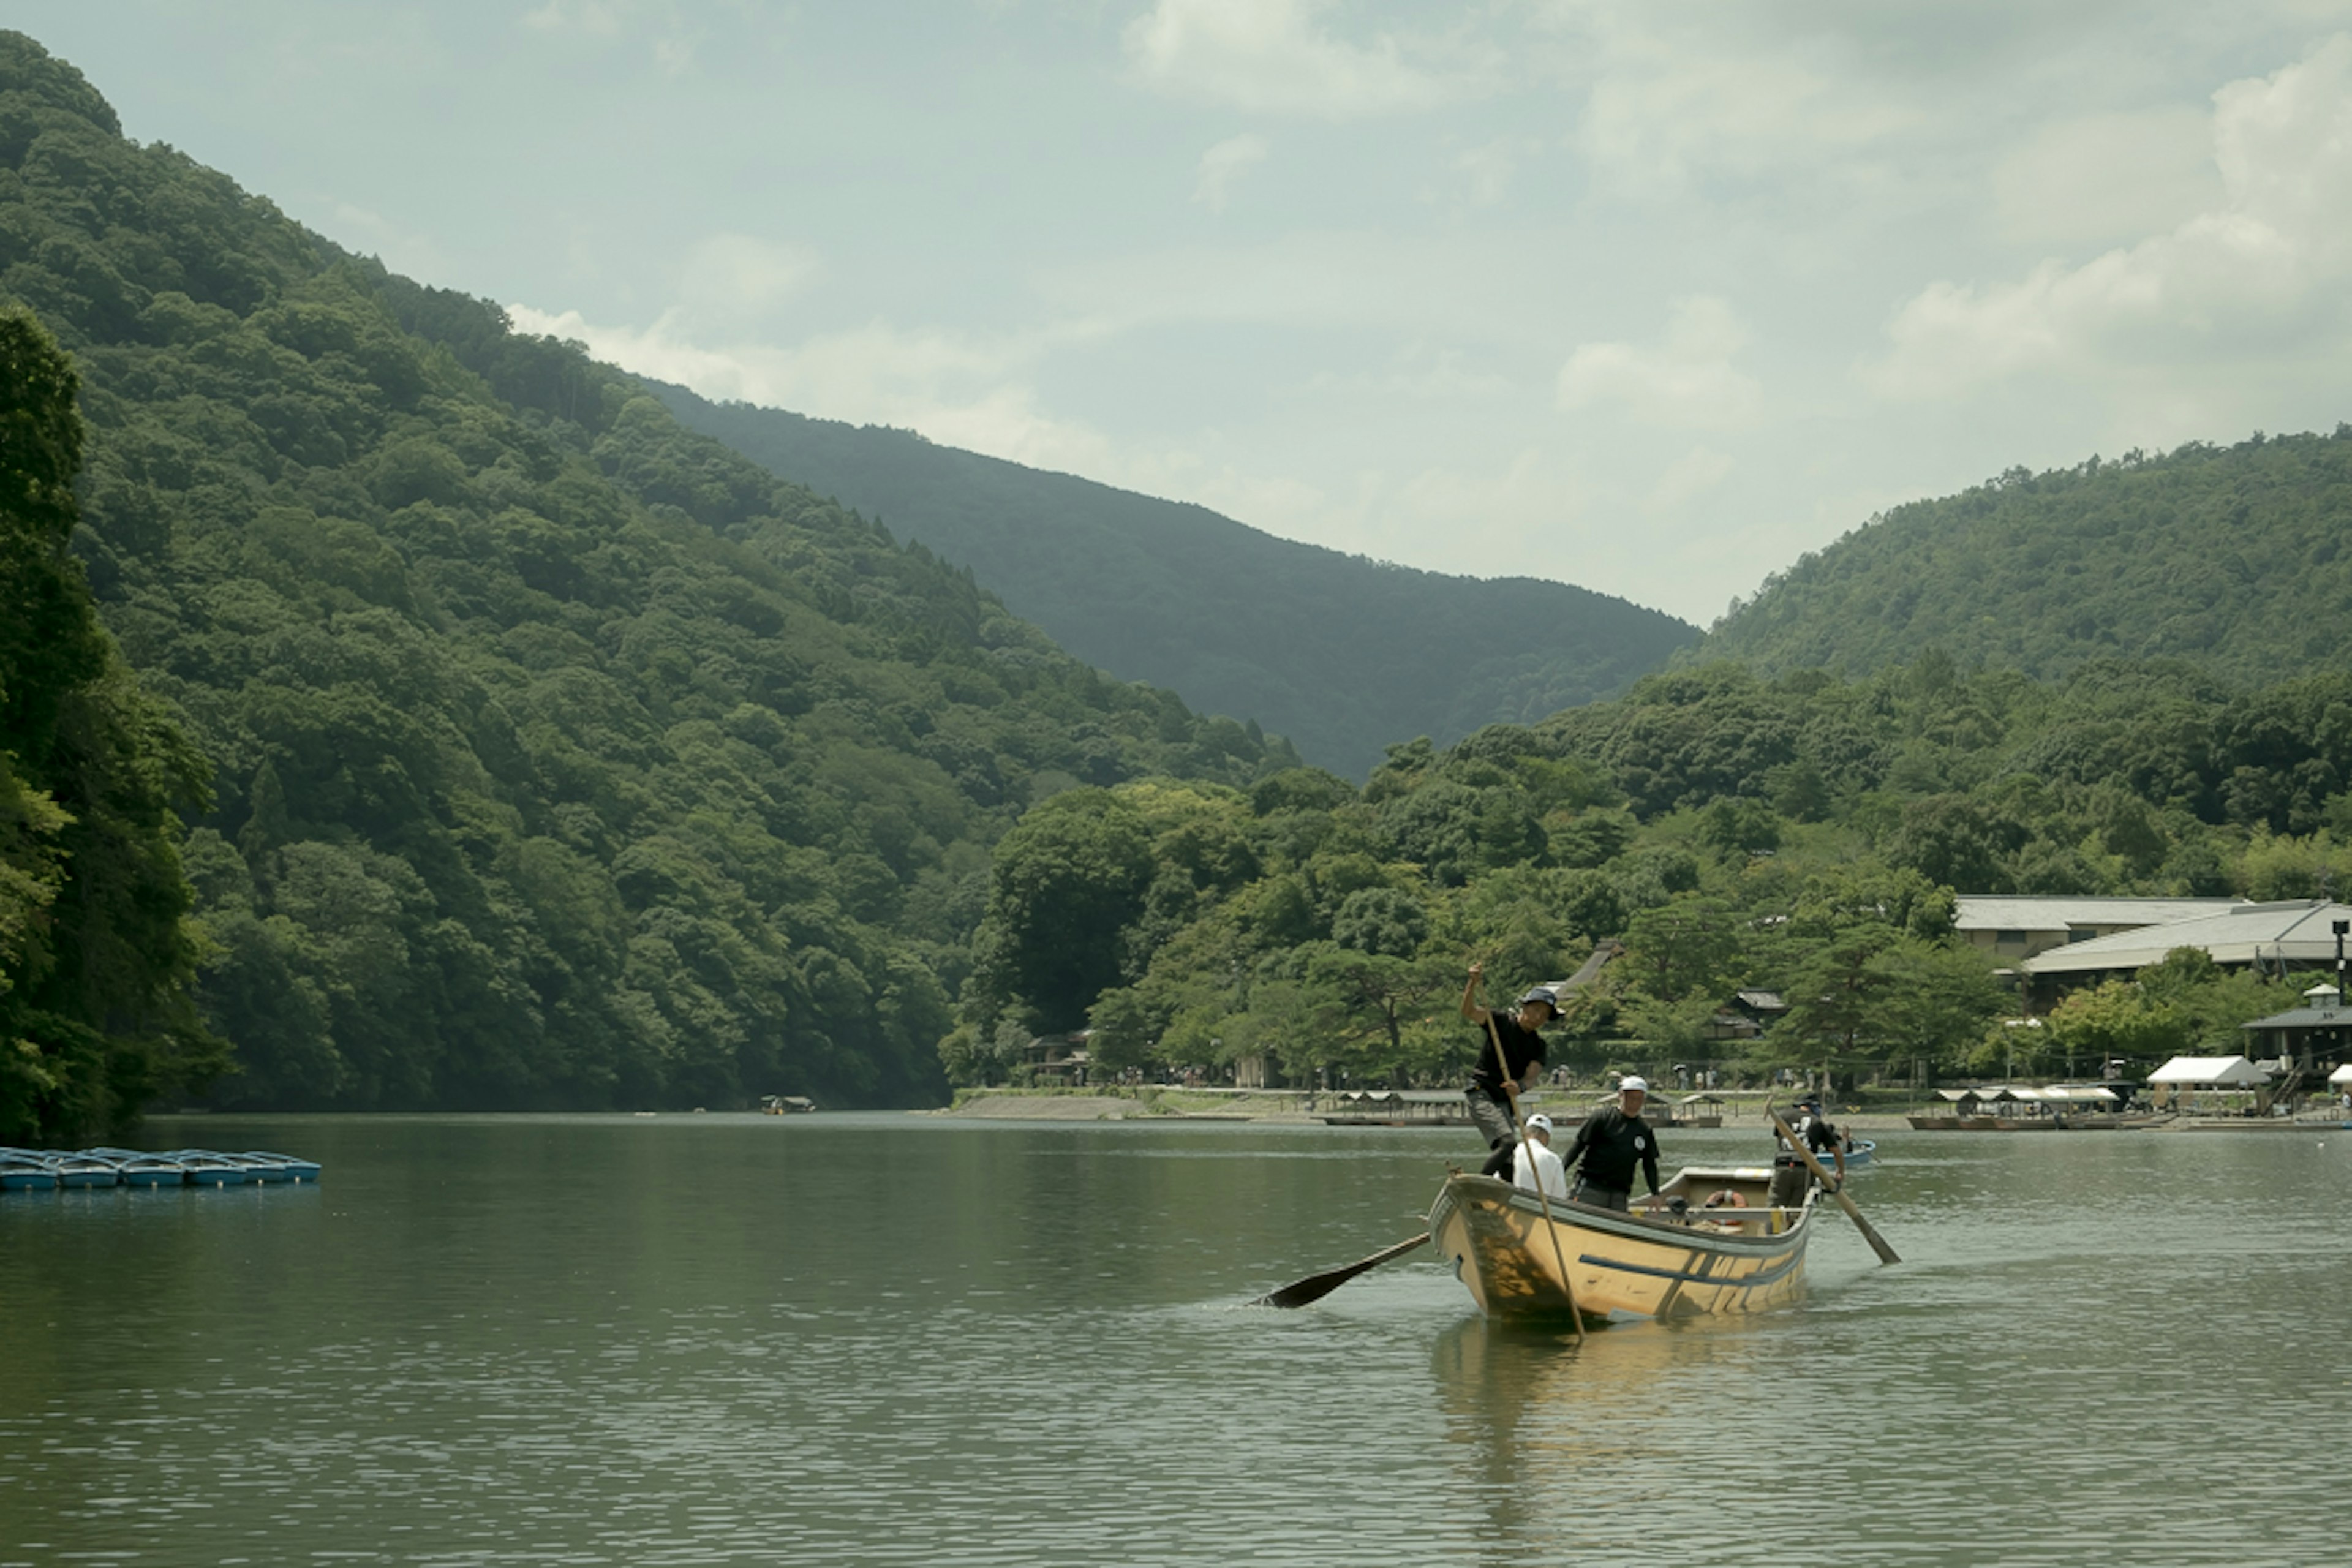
2 1118 2348 1566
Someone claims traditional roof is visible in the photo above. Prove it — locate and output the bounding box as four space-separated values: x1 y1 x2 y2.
1954 895 2245 932
2147 1055 2272 1085
2020 900 2352 978
2241 1003 2352 1031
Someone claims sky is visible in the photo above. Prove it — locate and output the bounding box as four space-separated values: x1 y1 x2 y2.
20 2 2352 625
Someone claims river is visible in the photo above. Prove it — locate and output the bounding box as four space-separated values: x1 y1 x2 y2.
3 1114 2346 1566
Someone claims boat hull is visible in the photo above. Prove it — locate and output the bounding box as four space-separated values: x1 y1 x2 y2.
1427 1170 1812 1324
1905 1115 2169 1131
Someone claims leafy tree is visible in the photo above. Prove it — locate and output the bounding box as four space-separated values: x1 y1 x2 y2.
967 790 1155 1031
0 308 221 1142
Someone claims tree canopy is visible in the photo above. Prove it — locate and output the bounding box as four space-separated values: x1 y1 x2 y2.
0 29 1296 1122
651 380 1702 781
1707 434 2352 684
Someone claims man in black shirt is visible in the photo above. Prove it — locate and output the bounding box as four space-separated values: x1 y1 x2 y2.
1559 1076 1662 1211
1768 1096 1847 1209
1460 961 1555 1177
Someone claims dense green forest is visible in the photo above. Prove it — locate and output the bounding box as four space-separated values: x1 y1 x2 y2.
7 31 2346 1138
1 307 222 1141
0 32 1298 1140
1706 433 2352 680
951 655 2352 1094
652 383 1700 781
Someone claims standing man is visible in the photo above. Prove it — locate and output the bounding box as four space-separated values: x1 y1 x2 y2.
1558 1076 1663 1212
1461 961 1555 1177
1768 1096 1847 1210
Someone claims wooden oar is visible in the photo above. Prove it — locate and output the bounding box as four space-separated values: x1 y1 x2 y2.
1768 1105 1900 1265
1253 1232 1429 1308
1488 1015 1587 1340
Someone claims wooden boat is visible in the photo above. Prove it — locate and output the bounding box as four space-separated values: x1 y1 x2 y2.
1427 1163 1815 1324
1904 1113 2169 1131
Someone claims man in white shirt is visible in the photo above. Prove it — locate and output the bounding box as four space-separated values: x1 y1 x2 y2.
1512 1113 1568 1200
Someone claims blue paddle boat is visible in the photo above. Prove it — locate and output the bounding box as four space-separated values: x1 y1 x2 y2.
239 1150 322 1182
47 1152 123 1188
0 1148 59 1191
170 1150 251 1188
89 1147 193 1186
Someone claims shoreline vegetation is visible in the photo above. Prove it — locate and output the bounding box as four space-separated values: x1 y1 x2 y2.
940 1085 1919 1129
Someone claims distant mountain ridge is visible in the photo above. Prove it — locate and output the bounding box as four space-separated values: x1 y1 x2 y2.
1704 431 2352 680
0 29 1297 1119
649 384 1702 780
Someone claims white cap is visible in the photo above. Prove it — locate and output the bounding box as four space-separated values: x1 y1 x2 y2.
1618 1076 1649 1094
1525 1114 1554 1136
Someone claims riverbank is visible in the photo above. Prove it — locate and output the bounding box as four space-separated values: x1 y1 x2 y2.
940 1087 1916 1129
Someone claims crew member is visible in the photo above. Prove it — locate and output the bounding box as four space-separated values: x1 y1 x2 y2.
1768 1096 1847 1208
1559 1076 1662 1212
1512 1113 1569 1200
1460 961 1555 1177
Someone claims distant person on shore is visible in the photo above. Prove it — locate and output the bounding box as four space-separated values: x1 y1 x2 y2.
1460 961 1555 1177
1512 1114 1569 1200
1768 1096 1846 1208
1559 1077 1662 1212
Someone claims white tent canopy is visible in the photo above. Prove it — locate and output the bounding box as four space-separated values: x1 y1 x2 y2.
2147 1055 2272 1087
2331 1063 2352 1086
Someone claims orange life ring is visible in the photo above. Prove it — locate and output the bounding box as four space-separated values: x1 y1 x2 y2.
1703 1188 1748 1208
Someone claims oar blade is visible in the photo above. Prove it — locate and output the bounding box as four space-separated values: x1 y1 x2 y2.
1253 1234 1429 1309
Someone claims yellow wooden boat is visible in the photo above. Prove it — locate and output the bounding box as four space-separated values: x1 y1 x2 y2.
1427 1163 1815 1324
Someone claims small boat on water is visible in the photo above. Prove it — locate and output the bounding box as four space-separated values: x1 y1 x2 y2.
88 1147 191 1187
47 1152 123 1188
1 1148 59 1191
169 1150 252 1188
1427 1163 1817 1325
1836 1138 1877 1169
240 1150 321 1182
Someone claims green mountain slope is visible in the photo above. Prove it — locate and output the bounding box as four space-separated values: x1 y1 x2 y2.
0 32 1294 1114
650 384 1702 781
1706 433 2352 679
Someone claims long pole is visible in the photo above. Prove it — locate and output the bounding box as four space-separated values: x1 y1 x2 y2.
1486 1013 1586 1340
1768 1104 1899 1265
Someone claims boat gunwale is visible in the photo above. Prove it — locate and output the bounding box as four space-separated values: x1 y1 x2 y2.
1430 1170 1815 1259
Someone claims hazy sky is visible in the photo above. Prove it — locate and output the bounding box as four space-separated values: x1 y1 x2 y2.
21 2 2352 624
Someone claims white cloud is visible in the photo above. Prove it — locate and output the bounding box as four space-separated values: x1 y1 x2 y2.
1560 11 1919 196
1991 107 2222 248
1191 134 1269 211
522 1 628 36
674 233 821 326
1123 0 1480 119
1870 34 2352 398
1644 446 1734 516
1558 296 1761 429
1452 137 1523 208
519 0 698 70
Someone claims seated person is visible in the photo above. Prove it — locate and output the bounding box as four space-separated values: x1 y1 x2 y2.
1511 1113 1569 1200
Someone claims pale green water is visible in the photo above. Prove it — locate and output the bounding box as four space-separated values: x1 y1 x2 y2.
4 1115 2349 1566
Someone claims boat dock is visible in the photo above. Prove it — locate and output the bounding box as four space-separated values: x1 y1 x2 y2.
0 1147 322 1190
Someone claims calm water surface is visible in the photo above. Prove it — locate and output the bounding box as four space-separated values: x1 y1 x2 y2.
4 1114 2348 1566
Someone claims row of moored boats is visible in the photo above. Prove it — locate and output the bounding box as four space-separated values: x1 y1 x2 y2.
0 1147 321 1190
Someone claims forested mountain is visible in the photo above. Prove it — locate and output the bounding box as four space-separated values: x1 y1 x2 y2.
1706 432 2352 680
0 32 1295 1135
650 383 1701 782
950 655 2352 1093
1 309 222 1142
